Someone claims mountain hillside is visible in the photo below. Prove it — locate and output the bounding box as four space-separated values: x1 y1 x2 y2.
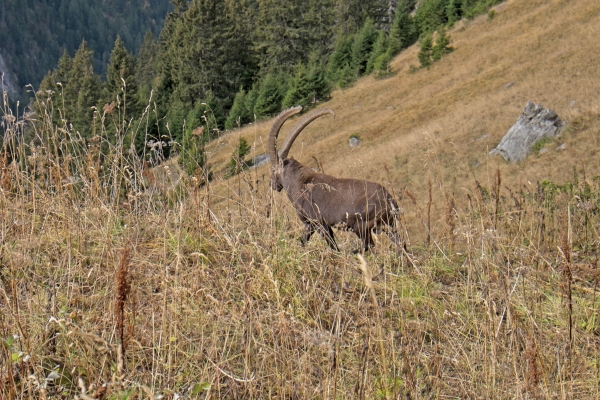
209 0 600 236
3 0 600 398
0 0 171 101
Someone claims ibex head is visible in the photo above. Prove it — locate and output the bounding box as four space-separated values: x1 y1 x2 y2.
269 106 335 192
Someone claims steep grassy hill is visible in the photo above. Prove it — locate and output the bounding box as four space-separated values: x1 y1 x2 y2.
209 0 600 238
2 0 600 398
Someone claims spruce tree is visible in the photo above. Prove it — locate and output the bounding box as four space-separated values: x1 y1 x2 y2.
282 60 329 109
334 0 380 35
244 84 259 121
55 50 73 90
446 0 462 24
432 28 453 61
156 0 254 115
253 74 285 118
136 30 157 102
366 30 389 74
301 0 335 61
418 34 434 68
389 1 417 54
415 0 448 34
253 0 305 74
179 107 206 176
225 88 252 130
70 40 101 138
227 137 251 176
105 36 139 116
328 34 355 87
282 64 305 109
351 18 379 76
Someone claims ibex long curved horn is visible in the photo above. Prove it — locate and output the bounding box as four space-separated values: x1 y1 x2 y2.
278 108 336 159
269 106 303 166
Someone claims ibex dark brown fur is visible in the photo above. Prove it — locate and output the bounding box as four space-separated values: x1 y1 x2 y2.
269 106 402 252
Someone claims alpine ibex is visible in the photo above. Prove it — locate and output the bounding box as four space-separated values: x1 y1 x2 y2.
269 106 402 252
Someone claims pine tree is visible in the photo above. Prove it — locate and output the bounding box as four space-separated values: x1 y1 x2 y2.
418 34 434 68
415 0 449 35
351 18 379 76
328 34 356 87
70 40 101 138
282 59 329 109
136 30 157 102
253 0 305 74
253 74 285 118
389 1 417 54
366 30 389 74
225 88 253 130
432 28 453 61
105 36 139 116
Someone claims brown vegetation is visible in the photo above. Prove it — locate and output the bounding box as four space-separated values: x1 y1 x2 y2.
1 0 600 398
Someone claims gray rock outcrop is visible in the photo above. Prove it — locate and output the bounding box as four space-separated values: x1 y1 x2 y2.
490 102 564 162
348 137 361 148
251 153 270 168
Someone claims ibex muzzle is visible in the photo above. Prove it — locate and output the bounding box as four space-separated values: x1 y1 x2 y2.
269 106 402 252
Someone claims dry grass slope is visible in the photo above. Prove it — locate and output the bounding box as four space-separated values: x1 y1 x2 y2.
1 0 600 398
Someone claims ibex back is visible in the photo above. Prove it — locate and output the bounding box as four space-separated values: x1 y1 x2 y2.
269 106 402 252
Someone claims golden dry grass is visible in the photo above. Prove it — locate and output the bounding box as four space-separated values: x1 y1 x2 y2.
2 0 600 398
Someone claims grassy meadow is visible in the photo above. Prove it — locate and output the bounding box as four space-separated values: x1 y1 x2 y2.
2 0 600 398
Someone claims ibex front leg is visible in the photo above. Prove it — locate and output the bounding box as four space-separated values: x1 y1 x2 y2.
300 223 339 251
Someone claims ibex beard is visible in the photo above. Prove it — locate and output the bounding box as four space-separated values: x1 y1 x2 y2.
269 106 403 252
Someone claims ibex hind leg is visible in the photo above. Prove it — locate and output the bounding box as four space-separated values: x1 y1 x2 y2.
300 223 315 246
318 225 339 251
355 228 374 254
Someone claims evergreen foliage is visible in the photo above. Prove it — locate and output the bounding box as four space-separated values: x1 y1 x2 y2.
432 28 454 61
366 31 390 75
253 74 286 118
135 31 158 102
105 36 139 117
225 88 253 131
227 137 252 177
351 19 379 76
389 1 418 53
415 0 450 34
0 0 171 101
178 99 221 177
282 60 330 109
253 0 304 74
328 35 356 87
21 0 503 177
418 34 434 68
